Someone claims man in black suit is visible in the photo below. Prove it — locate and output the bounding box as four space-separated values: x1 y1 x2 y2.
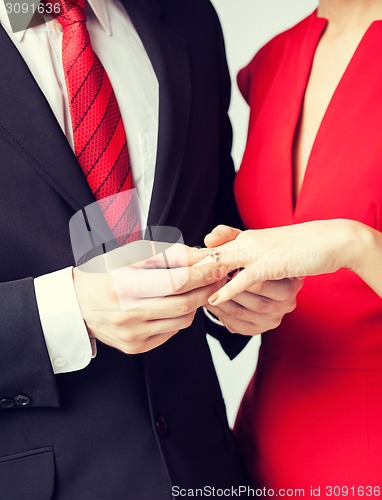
0 0 299 498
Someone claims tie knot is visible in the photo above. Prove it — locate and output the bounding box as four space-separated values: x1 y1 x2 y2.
43 0 87 27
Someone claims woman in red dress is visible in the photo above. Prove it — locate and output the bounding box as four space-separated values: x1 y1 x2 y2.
205 0 382 494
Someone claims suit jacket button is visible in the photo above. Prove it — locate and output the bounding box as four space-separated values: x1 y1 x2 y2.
14 394 31 407
155 416 168 437
0 398 14 409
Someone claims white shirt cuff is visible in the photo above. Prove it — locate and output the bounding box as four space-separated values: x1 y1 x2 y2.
203 306 226 328
34 267 94 374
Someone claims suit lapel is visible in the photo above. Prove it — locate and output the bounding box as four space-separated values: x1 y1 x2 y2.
122 0 192 227
0 0 192 223
0 27 95 212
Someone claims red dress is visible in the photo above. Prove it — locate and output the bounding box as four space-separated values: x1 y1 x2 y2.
234 11 382 495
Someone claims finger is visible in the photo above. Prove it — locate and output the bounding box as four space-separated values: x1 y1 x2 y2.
112 266 190 301
129 282 225 321
231 292 281 315
207 298 280 325
206 303 284 336
117 330 180 355
205 304 264 336
246 278 304 302
112 263 226 303
82 241 207 273
209 240 253 272
129 243 208 269
206 301 257 325
233 290 297 316
140 331 180 353
208 268 254 305
223 318 267 336
147 312 196 335
204 225 241 248
224 315 281 336
174 263 227 293
223 317 264 336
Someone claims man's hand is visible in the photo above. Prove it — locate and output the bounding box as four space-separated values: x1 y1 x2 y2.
73 242 226 354
205 279 302 336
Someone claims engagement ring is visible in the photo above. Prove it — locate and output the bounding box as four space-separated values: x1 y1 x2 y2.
208 248 219 262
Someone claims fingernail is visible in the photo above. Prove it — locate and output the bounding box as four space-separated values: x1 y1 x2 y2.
208 293 219 305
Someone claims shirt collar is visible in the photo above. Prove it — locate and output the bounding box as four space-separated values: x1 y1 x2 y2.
0 0 111 43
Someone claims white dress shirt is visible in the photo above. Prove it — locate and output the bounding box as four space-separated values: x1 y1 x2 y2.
0 0 159 373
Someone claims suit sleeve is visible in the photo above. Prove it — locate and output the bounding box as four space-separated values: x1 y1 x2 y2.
203 4 251 358
0 278 60 409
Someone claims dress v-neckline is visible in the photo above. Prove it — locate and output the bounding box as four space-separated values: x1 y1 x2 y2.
290 12 382 215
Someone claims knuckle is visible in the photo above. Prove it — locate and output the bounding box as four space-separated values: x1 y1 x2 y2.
250 326 263 336
286 298 298 313
243 325 256 336
281 284 297 301
172 268 191 291
113 312 130 329
178 298 193 316
120 342 141 355
292 277 305 292
216 309 228 321
169 329 180 339
200 267 219 286
226 323 236 334
141 322 157 337
231 303 245 318
119 330 136 344
115 310 142 330
278 278 301 301
111 314 124 329
180 312 195 329
167 329 180 337
124 346 136 355
270 317 282 330
256 281 266 296
256 297 272 314
139 307 153 321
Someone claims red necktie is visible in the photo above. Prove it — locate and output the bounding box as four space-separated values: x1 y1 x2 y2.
51 0 140 244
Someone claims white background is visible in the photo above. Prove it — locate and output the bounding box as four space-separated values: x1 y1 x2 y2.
208 0 318 427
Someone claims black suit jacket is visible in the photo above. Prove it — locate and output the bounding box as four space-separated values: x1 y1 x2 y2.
0 0 249 498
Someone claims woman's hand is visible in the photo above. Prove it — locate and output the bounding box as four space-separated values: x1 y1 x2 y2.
205 278 303 336
205 219 377 305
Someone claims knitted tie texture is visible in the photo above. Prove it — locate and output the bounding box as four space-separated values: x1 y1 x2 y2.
52 0 140 244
